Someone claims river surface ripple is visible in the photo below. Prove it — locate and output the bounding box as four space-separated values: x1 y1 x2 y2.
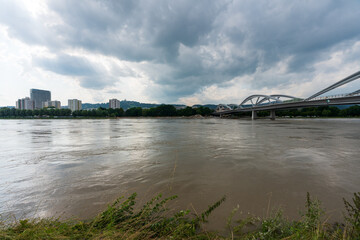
0 118 359 229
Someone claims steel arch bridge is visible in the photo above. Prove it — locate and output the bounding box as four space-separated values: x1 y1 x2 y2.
214 70 360 119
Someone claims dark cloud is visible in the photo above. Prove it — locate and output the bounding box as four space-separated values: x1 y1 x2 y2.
45 0 222 62
79 76 112 89
34 54 133 89
35 54 98 76
228 1 360 72
1 0 360 101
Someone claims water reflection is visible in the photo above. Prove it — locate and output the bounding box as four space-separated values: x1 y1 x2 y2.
0 118 359 230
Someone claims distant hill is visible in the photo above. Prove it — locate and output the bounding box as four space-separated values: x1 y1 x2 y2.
77 100 185 111
81 103 108 110
0 106 15 109
121 100 188 110
192 104 218 110
335 105 356 110
119 100 158 110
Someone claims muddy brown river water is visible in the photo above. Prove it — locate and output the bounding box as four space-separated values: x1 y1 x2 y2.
0 118 359 230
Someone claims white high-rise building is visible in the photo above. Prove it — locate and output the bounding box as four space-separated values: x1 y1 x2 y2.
109 99 121 109
16 97 34 110
43 100 61 109
68 99 82 112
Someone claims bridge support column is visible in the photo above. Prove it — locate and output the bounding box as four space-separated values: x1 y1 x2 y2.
270 110 276 120
251 110 257 120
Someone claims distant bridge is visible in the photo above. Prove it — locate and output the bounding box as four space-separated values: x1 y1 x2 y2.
213 70 360 119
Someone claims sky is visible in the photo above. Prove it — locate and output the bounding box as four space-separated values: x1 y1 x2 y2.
0 0 360 106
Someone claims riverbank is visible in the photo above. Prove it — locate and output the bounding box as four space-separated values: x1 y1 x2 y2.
1 192 359 239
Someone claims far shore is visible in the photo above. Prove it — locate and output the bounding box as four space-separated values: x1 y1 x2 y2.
1 116 360 120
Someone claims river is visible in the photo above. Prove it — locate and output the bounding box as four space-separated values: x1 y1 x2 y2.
0 118 359 229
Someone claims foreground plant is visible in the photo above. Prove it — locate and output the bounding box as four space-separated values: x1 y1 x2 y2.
343 192 360 238
226 192 360 240
0 192 359 239
0 193 225 240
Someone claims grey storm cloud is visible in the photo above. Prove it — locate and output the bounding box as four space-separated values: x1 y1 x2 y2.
35 54 98 76
34 54 130 89
1 0 360 101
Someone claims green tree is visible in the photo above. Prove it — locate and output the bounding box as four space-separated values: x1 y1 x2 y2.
348 105 360 116
156 105 177 116
329 106 340 116
115 108 124 117
196 106 212 116
321 109 331 117
126 107 143 116
177 107 196 116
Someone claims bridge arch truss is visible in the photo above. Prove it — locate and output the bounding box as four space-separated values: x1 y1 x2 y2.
239 94 298 108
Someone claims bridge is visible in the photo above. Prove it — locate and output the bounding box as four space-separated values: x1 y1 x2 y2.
213 70 360 119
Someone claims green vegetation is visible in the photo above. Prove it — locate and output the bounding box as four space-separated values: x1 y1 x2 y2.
77 101 189 111
73 105 213 117
0 108 72 118
0 105 212 119
72 107 125 118
1 192 360 239
2 105 360 119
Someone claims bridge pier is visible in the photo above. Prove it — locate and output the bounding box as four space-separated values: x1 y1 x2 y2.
270 110 276 120
251 110 257 120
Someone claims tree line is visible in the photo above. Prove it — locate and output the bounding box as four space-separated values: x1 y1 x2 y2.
1 105 360 118
72 105 213 117
0 107 72 118
0 105 213 118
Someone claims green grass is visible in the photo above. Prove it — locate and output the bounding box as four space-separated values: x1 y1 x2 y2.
1 192 359 239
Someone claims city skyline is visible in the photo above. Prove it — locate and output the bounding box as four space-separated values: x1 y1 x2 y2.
1 1 360 107
12 87 168 109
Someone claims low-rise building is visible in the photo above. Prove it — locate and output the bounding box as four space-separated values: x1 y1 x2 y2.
109 99 121 109
43 100 61 109
68 99 82 112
